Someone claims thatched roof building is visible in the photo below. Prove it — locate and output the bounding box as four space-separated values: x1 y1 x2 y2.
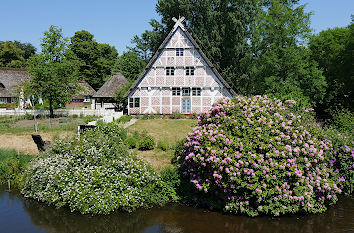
72 81 96 100
93 72 128 98
0 68 29 98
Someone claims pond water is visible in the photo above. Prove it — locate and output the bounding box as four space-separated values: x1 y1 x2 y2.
0 187 353 233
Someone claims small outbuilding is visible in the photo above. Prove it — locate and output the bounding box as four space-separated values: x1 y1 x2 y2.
66 81 96 109
0 68 30 108
92 72 128 110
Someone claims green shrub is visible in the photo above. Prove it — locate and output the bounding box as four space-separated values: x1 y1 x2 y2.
124 137 137 149
72 114 78 119
117 115 132 124
24 113 34 120
0 149 33 186
177 96 346 216
137 134 155 151
21 125 177 215
158 140 169 151
82 115 97 124
321 127 353 195
330 108 354 132
169 113 181 119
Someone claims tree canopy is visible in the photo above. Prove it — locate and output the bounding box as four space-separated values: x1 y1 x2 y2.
27 26 79 117
68 30 118 90
309 18 354 114
0 40 36 68
113 51 146 82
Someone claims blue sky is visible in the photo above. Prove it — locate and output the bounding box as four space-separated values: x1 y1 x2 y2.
0 0 353 54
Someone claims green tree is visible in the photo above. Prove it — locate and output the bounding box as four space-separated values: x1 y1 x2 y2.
68 30 118 90
13 41 36 59
0 41 26 68
114 81 132 111
128 19 164 62
112 51 145 82
131 0 258 77
240 0 327 108
309 18 353 114
27 26 79 117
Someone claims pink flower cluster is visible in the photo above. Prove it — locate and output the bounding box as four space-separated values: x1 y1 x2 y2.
177 96 344 217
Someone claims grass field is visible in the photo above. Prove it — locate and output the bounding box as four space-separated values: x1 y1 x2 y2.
128 119 197 171
0 117 196 170
0 116 91 154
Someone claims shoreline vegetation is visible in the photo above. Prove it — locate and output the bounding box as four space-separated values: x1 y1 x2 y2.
0 96 352 217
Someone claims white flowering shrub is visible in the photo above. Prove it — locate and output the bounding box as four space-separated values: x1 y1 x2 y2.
21 126 177 214
176 96 349 216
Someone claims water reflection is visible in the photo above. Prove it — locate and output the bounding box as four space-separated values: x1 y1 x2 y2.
1 187 353 233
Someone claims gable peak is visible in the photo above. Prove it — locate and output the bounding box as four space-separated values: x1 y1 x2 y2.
172 16 186 31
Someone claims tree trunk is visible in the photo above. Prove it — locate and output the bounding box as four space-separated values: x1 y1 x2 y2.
49 97 54 118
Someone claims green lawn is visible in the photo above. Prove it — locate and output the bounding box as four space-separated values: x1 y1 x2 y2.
128 119 197 171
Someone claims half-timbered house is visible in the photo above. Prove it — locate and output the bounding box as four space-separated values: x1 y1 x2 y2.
125 17 235 115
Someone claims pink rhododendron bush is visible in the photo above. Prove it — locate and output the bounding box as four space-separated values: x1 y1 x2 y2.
176 96 348 217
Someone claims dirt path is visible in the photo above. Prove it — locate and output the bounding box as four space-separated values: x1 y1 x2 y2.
0 131 74 155
123 118 138 128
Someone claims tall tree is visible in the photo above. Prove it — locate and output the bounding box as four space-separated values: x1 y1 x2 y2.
27 26 79 117
309 18 353 113
68 30 118 90
0 41 26 68
13 41 36 59
112 51 146 82
128 19 164 62
131 0 258 78
240 0 327 109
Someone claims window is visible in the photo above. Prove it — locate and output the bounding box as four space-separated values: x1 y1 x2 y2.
129 97 140 108
134 98 140 108
84 96 90 102
182 88 190 96
186 66 195 76
166 67 175 76
176 48 184 56
172 87 181 96
192 88 201 96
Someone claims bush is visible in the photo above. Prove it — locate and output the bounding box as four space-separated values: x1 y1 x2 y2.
72 114 78 119
330 108 354 132
124 137 137 149
158 140 169 151
137 133 155 151
117 115 132 124
21 124 177 215
176 96 346 216
0 149 33 186
321 128 353 195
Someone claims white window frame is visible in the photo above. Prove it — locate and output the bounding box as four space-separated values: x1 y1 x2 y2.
176 48 184 56
186 66 195 76
172 87 181 96
192 88 201 96
182 88 190 96
166 67 175 76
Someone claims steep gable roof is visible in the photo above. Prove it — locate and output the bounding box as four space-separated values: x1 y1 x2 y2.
93 72 128 98
0 68 29 97
125 17 236 97
72 81 96 100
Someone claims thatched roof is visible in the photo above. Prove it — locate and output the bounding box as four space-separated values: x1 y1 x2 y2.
72 81 96 100
93 72 128 98
0 68 30 98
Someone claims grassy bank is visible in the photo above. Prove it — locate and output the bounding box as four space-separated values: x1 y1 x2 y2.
0 115 99 154
0 148 34 187
128 119 196 171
